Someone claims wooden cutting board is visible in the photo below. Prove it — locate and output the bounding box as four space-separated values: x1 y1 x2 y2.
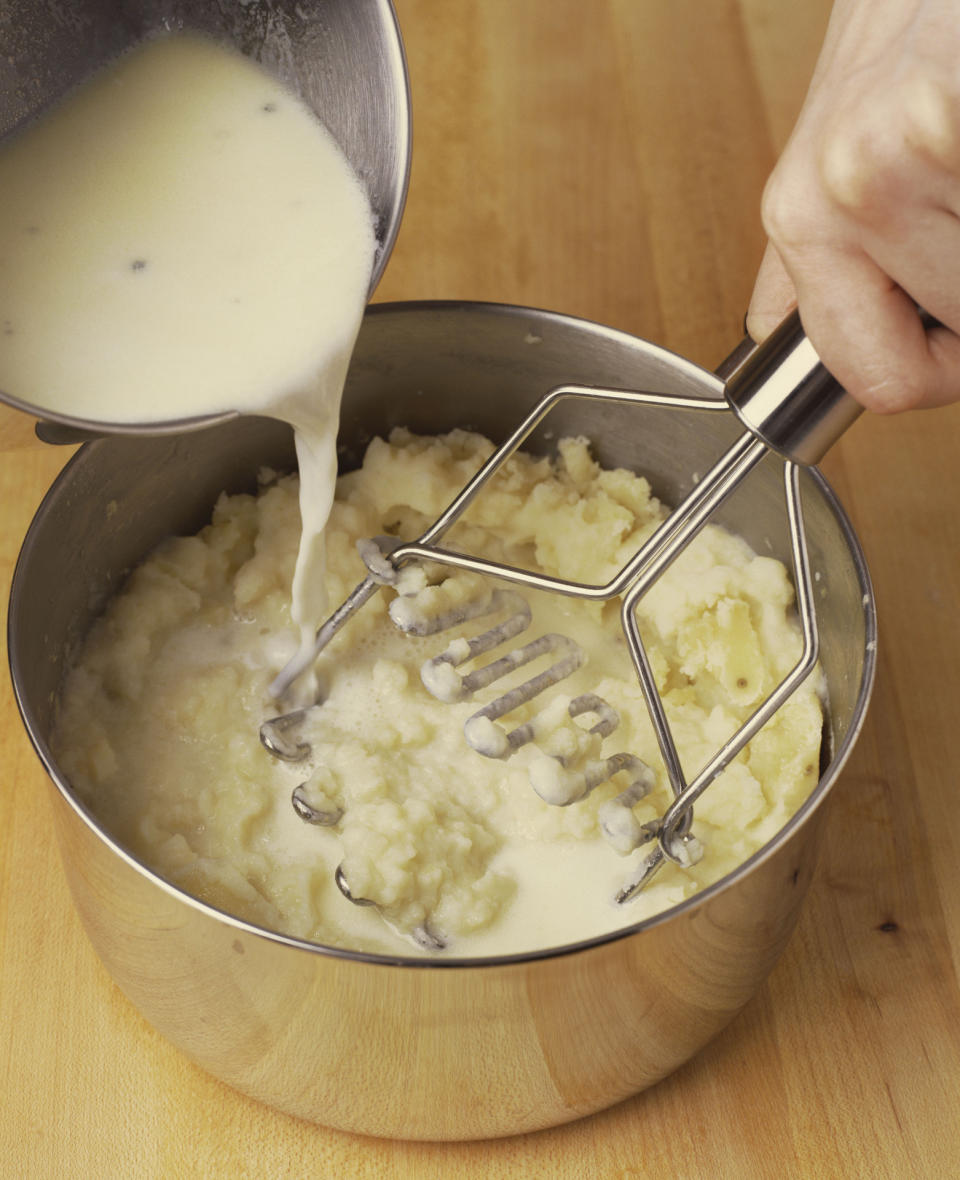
3 2 959 1175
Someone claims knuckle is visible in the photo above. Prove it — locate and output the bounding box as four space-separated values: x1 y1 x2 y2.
898 70 960 166
818 128 869 211
817 71 960 217
759 169 809 251
817 120 894 215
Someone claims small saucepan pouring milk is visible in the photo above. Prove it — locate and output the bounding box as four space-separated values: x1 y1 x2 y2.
0 33 377 662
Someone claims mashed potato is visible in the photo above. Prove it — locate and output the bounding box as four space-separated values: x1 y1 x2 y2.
52 429 822 956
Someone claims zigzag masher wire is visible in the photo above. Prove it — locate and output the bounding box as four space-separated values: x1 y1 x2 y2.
263 383 821 906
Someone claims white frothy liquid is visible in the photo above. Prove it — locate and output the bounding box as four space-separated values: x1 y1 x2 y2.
0 33 376 649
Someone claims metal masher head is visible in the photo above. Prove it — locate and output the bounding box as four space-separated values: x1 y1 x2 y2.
261 310 859 938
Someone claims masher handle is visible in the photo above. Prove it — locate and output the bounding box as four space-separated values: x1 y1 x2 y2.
719 309 860 466
720 307 942 465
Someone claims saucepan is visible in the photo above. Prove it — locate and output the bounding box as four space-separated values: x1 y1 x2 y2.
7 300 875 1140
0 0 410 438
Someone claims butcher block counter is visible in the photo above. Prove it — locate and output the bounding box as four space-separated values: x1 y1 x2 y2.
2 1 959 1175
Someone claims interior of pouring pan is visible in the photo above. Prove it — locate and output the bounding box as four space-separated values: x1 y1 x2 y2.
0 0 409 296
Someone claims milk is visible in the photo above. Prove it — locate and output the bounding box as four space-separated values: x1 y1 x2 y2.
0 33 376 646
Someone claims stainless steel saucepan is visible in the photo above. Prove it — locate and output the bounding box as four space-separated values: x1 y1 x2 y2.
8 300 876 1141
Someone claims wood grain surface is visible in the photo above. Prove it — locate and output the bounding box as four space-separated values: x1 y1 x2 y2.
3 1 960 1175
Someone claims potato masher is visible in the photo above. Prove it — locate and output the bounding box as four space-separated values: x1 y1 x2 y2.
260 310 864 928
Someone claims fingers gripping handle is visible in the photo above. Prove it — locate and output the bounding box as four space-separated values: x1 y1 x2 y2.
719 309 861 466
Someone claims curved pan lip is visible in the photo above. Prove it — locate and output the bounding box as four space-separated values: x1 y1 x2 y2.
370 0 412 296
7 298 878 972
0 0 412 439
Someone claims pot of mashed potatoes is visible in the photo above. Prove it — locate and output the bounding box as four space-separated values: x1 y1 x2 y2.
9 301 876 1139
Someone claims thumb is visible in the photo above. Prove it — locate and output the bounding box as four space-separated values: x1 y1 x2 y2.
746 243 797 342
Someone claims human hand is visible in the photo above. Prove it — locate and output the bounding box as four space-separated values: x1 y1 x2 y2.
746 0 960 413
